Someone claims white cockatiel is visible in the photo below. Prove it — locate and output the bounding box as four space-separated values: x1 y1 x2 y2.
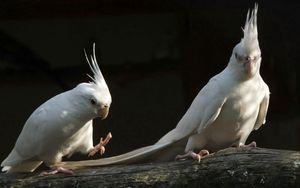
57 4 270 169
1 43 112 174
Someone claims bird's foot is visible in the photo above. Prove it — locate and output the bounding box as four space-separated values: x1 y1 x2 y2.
247 141 257 147
40 167 74 176
88 132 112 157
232 141 257 148
175 149 209 163
241 141 257 148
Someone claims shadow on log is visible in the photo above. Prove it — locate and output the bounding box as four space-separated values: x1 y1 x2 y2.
1 147 300 188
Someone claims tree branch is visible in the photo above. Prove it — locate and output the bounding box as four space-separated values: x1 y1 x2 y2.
1 147 300 188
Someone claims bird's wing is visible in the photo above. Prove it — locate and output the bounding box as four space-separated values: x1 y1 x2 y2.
1 104 50 170
2 159 42 173
157 77 227 143
1 142 43 172
196 80 227 133
15 107 49 158
253 85 270 130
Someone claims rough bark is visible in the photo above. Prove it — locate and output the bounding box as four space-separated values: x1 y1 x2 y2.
1 147 300 188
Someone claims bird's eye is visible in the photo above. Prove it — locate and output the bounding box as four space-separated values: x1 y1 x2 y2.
90 98 97 105
235 53 242 62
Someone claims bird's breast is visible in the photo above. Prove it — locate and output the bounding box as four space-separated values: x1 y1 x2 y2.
205 85 263 148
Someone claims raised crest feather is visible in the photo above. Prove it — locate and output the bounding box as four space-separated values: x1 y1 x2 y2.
241 3 259 49
84 43 106 86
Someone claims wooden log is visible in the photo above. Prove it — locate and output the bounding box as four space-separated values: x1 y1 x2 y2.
1 147 300 188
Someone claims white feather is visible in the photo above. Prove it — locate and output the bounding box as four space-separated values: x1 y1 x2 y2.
85 43 107 87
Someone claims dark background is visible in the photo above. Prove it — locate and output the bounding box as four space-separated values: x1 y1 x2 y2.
0 0 300 164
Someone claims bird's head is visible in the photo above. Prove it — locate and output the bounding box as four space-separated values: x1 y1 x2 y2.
231 4 261 79
75 43 112 120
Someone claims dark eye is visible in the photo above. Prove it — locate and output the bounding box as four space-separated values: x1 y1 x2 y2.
235 52 238 59
90 98 97 105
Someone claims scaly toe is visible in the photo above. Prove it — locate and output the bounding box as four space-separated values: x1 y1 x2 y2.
246 141 257 147
40 167 74 176
175 151 201 162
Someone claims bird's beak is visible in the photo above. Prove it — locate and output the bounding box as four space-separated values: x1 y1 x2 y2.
244 58 255 74
98 106 109 120
245 60 252 66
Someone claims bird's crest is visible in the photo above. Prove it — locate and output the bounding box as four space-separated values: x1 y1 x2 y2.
241 3 259 51
84 43 107 87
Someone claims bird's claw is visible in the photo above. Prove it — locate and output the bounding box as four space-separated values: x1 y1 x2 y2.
40 167 74 176
232 141 257 148
175 149 209 163
88 132 112 157
245 141 257 147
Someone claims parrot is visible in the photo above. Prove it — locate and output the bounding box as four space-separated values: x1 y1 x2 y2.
56 4 270 170
1 43 112 174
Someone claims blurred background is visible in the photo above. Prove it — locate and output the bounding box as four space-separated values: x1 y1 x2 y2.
0 0 300 165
